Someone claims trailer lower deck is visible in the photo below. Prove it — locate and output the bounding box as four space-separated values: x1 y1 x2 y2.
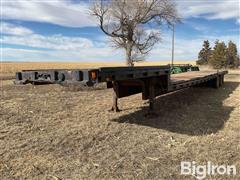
103 70 227 114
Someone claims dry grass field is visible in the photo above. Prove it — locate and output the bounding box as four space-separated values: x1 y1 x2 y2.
0 62 239 179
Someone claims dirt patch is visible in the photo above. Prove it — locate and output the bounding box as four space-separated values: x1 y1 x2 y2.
0 73 239 179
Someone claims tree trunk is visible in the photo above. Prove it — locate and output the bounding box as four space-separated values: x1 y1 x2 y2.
125 43 133 66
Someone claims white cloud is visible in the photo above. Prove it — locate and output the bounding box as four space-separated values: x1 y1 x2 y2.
149 32 239 61
2 0 240 28
1 22 239 62
3 32 238 62
1 23 94 50
190 23 209 32
1 22 33 36
2 47 123 62
176 0 240 23
1 23 122 62
2 0 98 28
2 34 94 50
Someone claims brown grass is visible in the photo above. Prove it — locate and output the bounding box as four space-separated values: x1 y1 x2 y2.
0 70 239 179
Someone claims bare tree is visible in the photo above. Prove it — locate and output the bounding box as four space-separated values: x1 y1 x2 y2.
91 0 179 66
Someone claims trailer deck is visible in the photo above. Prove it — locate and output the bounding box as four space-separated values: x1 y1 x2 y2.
170 71 226 91
15 66 228 115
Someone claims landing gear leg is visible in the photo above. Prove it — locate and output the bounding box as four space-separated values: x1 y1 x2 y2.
110 82 120 112
145 80 158 118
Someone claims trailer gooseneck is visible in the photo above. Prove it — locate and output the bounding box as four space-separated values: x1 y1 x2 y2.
15 65 228 115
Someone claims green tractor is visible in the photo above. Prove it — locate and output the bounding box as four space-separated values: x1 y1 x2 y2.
170 64 199 74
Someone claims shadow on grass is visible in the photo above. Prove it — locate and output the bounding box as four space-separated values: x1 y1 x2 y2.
112 81 239 136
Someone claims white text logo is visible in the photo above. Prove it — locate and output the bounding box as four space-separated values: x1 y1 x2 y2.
181 161 237 179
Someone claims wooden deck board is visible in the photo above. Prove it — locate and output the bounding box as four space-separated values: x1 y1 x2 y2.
171 71 220 84
169 70 228 92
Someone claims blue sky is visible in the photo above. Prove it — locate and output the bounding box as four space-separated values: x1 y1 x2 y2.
1 0 240 62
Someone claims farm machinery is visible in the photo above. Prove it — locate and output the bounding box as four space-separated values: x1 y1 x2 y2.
170 64 199 74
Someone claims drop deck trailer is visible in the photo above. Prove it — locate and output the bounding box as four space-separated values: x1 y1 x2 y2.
15 66 228 114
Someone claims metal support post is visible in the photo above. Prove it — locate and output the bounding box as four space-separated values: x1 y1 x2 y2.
111 82 120 112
